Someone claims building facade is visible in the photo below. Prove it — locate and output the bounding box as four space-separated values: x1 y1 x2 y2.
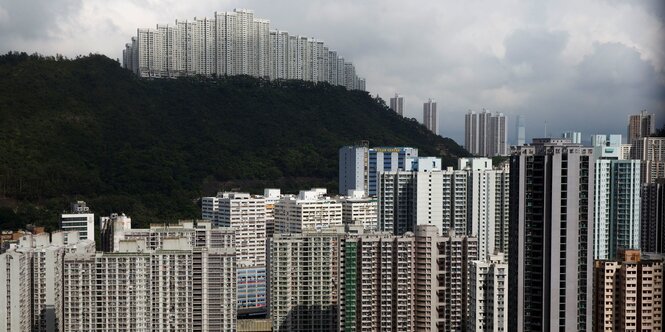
627 110 656 144
465 109 508 157
123 9 366 90
60 201 95 241
593 250 664 332
469 253 508 332
274 189 342 233
423 99 437 135
509 138 594 332
389 93 404 116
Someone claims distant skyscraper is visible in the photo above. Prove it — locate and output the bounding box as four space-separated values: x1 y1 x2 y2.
516 115 526 146
390 93 404 116
509 138 594 332
628 110 656 143
423 99 437 135
465 110 479 154
60 201 95 241
465 109 508 156
632 137 665 183
124 8 366 90
562 131 582 144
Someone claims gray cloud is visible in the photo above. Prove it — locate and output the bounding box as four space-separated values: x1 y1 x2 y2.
0 0 663 144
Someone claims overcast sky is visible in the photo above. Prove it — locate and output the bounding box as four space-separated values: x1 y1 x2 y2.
1 0 663 144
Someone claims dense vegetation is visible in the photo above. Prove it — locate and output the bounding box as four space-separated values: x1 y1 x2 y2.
0 52 469 229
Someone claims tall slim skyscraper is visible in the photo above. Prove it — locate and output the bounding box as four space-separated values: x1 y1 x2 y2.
592 135 642 260
628 110 656 144
423 99 437 135
390 93 404 116
516 115 526 146
509 138 594 332
465 110 479 154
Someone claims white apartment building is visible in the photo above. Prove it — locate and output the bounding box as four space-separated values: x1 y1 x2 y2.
274 189 342 233
263 188 281 238
124 9 366 90
0 231 94 332
459 158 510 260
60 201 95 241
441 166 469 235
64 225 236 331
469 253 508 332
212 192 266 267
269 229 343 331
414 169 444 231
339 190 378 231
0 250 31 332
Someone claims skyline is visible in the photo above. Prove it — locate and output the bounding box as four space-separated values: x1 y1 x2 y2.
0 0 663 143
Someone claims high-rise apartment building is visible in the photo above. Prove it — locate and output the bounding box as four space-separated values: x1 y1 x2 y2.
124 9 366 90
377 171 416 234
509 138 594 332
423 99 438 135
0 250 32 331
339 145 419 196
593 250 664 332
632 137 665 183
628 110 656 144
414 225 478 332
269 228 343 332
339 144 369 195
592 135 641 260
459 158 510 260
390 93 404 116
269 224 477 332
339 231 416 332
562 131 582 144
263 188 281 238
641 179 665 253
465 109 508 156
66 221 236 331
469 252 508 332
0 231 94 332
274 189 342 233
60 201 95 241
339 190 378 231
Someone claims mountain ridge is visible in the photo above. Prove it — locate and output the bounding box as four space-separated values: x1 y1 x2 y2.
0 52 469 229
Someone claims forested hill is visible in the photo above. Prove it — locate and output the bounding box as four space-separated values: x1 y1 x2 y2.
0 52 469 229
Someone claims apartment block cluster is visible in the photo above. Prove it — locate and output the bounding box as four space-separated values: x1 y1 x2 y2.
388 94 439 135
122 8 366 91
1 111 663 331
464 109 509 157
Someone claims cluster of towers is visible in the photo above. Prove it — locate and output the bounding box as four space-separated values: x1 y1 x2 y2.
122 9 366 91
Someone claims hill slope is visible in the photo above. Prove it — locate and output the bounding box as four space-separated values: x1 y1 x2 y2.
0 52 469 228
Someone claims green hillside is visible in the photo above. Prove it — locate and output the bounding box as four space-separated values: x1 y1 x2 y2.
0 52 469 229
